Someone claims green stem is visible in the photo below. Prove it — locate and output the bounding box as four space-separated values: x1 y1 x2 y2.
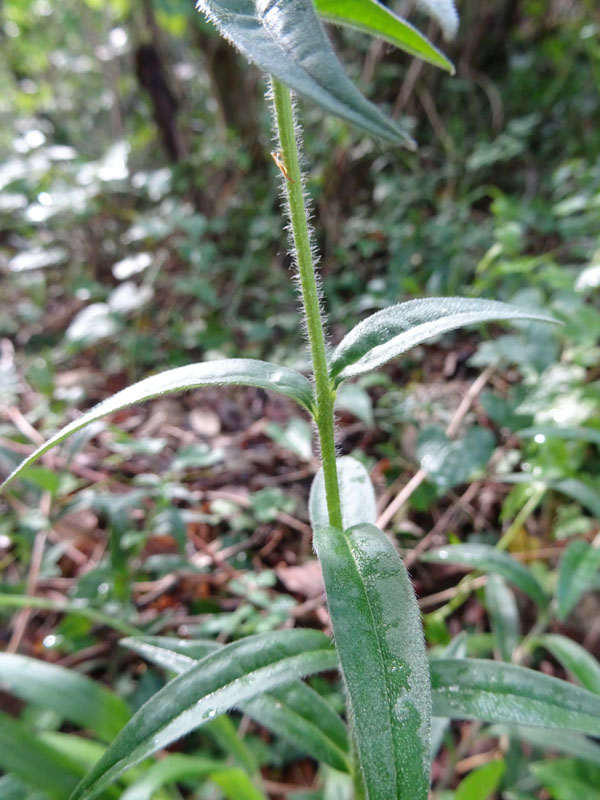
270 78 342 530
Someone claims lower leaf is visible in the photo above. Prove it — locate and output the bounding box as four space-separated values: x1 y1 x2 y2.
70 630 336 800
314 522 431 800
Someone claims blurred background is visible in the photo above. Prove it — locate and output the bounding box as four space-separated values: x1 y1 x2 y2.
1 1 600 797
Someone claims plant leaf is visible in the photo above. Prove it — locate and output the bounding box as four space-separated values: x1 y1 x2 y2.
0 653 130 742
1 359 314 490
314 522 431 800
329 298 557 384
242 684 351 773
70 630 336 800
196 0 415 147
0 711 86 800
414 0 459 40
309 455 376 530
517 425 600 448
431 633 467 758
120 755 266 800
121 636 350 774
535 634 600 694
530 758 600 800
454 759 505 800
314 0 454 73
430 658 600 735
485 575 520 662
421 543 547 607
489 724 600 767
556 539 600 621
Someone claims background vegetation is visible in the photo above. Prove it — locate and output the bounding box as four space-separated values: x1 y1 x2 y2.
1 0 600 797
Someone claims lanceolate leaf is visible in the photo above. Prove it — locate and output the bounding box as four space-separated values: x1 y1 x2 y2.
121 637 350 774
489 724 600 767
536 634 600 695
314 0 454 73
0 653 130 742
243 684 351 773
556 539 600 621
0 711 86 800
485 575 520 662
517 425 600 448
120 755 266 800
314 522 431 800
70 630 336 800
422 543 547 607
309 455 376 530
196 0 415 147
430 658 600 735
329 298 557 384
0 359 314 490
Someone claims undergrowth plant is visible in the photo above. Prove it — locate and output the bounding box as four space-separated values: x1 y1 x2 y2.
2 2 600 799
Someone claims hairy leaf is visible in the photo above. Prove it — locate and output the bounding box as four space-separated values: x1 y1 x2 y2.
329 297 557 383
414 0 459 40
1 359 313 490
243 684 350 773
314 522 431 799
70 630 336 800
309 455 376 530
196 0 414 147
431 658 600 734
314 0 454 72
121 636 349 774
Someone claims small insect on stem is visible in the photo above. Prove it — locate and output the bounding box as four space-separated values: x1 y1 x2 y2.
271 150 294 182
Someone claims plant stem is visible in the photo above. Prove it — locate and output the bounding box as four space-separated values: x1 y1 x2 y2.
270 78 342 530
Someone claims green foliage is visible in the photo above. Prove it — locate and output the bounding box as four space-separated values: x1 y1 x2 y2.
314 522 431 800
1 0 599 798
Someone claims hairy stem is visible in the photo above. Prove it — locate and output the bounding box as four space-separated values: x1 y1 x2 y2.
270 78 342 530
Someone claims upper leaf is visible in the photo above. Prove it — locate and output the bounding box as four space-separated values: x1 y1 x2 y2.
329 297 558 384
314 0 454 73
1 359 314 491
196 0 415 147
309 455 376 530
70 630 336 800
314 522 431 799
